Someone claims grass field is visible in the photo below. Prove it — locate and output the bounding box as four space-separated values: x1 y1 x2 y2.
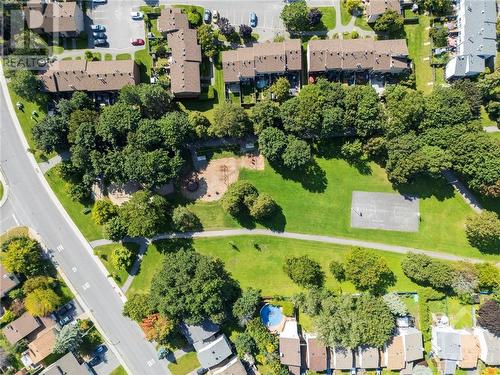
354 16 373 31
184 150 495 260
93 242 140 286
168 352 200 375
134 48 152 83
340 1 352 25
318 7 336 30
110 366 128 375
128 235 447 296
405 15 433 93
45 165 103 241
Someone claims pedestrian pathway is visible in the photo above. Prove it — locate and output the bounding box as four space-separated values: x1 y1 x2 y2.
38 151 70 174
442 170 483 214
484 126 499 133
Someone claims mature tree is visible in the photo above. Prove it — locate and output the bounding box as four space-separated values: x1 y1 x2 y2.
150 250 239 324
25 289 62 316
239 24 253 40
119 191 169 238
68 109 99 144
282 136 312 170
373 10 404 35
91 199 118 225
383 293 408 316
280 0 309 32
293 287 333 316
281 86 324 137
197 24 219 58
477 300 500 335
451 79 482 117
158 111 193 148
111 245 135 271
258 127 287 163
475 263 499 291
383 85 425 137
341 140 366 162
97 102 141 147
221 181 259 216
269 77 291 103
104 216 128 241
137 84 172 119
189 111 211 138
22 276 55 295
329 260 346 282
344 248 395 295
401 253 455 291
307 8 322 25
56 91 93 123
322 107 346 136
54 324 83 353
233 288 261 326
250 194 278 220
123 293 155 322
344 85 382 137
344 0 362 13
429 26 448 47
465 211 500 252
452 262 479 298
172 206 200 232
217 17 236 38
10 70 40 99
283 256 324 288
423 87 473 128
32 116 67 153
251 100 281 134
186 6 202 26
418 0 452 15
140 313 174 342
211 101 249 138
315 294 394 348
234 332 256 357
2 237 44 276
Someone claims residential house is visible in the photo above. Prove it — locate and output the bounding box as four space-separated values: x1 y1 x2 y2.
221 40 302 92
2 313 42 345
40 60 139 93
307 39 410 76
330 347 354 370
445 0 497 79
25 0 84 37
211 356 247 375
366 0 402 23
384 327 424 374
474 327 500 366
0 263 20 298
279 320 301 375
157 7 202 98
22 327 58 370
40 352 90 375
180 320 220 347
355 346 380 370
305 334 328 372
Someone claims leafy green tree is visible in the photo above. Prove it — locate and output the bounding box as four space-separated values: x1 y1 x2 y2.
197 24 220 58
341 140 366 162
250 194 278 220
123 293 155 322
475 263 499 291
258 127 287 163
56 91 93 123
373 10 404 35
68 109 99 144
189 111 211 138
119 191 169 237
187 6 202 26
418 0 451 15
477 300 500 335
383 293 408 316
344 85 382 137
280 0 309 32
22 276 55 295
282 136 312 170
233 332 256 357
465 211 500 252
137 84 172 119
221 181 259 216
111 245 135 271
401 253 455 290
10 70 40 99
269 77 291 103
251 100 281 134
283 256 324 288
172 206 200 232
25 289 62 316
97 102 142 147
322 107 346 136
344 0 362 13
423 86 473 128
2 237 45 276
429 26 448 47
157 111 193 148
329 260 345 282
383 85 425 137
32 116 68 153
211 101 249 138
91 199 118 225
233 288 261 326
104 216 128 241
54 324 83 353
451 79 482 117
344 248 395 294
150 250 239 324
280 86 323 138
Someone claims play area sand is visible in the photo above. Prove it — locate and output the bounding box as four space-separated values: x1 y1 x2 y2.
181 154 264 202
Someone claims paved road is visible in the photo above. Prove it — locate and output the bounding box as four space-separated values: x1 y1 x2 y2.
0 67 169 375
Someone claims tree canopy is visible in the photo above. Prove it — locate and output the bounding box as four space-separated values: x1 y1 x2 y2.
283 256 324 288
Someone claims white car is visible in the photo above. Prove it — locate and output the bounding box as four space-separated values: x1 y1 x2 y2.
212 10 219 23
130 11 144 20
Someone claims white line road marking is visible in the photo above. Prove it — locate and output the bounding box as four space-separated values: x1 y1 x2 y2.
82 282 90 290
12 214 19 225
147 359 155 367
56 244 64 252
72 267 77 273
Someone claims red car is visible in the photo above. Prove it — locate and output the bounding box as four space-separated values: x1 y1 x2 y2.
131 38 145 46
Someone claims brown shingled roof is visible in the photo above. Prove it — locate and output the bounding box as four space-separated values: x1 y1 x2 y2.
157 7 189 33
385 335 405 370
459 334 480 369
27 327 57 364
0 263 20 298
2 313 41 345
25 1 81 33
366 0 401 17
306 335 328 372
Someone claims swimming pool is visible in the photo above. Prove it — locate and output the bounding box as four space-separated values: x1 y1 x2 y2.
260 304 283 328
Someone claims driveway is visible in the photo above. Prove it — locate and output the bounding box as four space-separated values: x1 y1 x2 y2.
91 350 121 375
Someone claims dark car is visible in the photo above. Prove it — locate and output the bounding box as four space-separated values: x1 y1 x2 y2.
94 39 107 46
94 345 108 356
249 12 257 27
197 368 208 375
93 32 106 39
58 315 72 326
203 9 212 23
88 355 102 367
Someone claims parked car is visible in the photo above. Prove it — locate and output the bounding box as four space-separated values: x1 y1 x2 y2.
92 0 107 4
58 315 72 326
130 11 144 20
197 368 208 375
94 39 107 46
90 24 105 31
92 32 106 39
94 345 108 356
203 9 212 23
249 12 257 27
130 38 145 46
212 10 219 23
88 355 102 367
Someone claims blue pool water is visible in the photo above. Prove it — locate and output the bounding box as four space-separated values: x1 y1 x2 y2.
260 304 283 327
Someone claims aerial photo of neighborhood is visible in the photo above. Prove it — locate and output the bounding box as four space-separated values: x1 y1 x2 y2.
0 0 498 374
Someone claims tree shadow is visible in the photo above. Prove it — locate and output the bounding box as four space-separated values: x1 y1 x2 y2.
394 175 455 201
153 238 194 254
271 160 328 193
232 204 287 232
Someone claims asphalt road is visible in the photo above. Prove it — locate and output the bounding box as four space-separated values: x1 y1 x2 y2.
0 70 169 374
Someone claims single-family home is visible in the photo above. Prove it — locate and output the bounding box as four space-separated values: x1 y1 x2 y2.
40 352 90 375
25 0 84 37
305 334 328 372
39 60 139 93
22 327 58 370
180 320 220 347
279 320 301 375
384 327 424 374
157 7 202 98
474 327 500 366
445 0 497 79
355 346 380 370
366 0 402 23
2 313 41 345
211 356 248 375
0 263 20 298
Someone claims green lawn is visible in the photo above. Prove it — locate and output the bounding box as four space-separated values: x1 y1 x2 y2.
93 242 140 286
134 49 152 83
150 18 163 38
128 235 450 297
405 16 433 93
354 16 373 31
184 151 495 260
0 180 3 201
318 7 336 30
45 165 103 241
116 53 132 60
0 227 29 245
168 352 200 375
428 297 475 329
110 366 128 375
172 4 204 16
340 1 352 25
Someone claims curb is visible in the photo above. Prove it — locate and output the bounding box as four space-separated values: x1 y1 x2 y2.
0 166 9 208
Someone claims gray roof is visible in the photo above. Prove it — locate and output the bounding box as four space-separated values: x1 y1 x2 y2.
356 346 379 369
40 352 89 375
474 327 500 366
401 327 424 362
180 320 219 345
456 0 496 57
197 334 233 369
436 330 461 361
331 347 354 369
442 359 458 375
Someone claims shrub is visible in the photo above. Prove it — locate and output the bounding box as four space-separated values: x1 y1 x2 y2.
477 300 500 335
233 288 261 326
172 206 200 232
329 260 345 281
465 211 500 252
221 181 258 216
111 245 135 271
104 216 128 241
91 199 118 225
250 194 278 220
383 293 408 316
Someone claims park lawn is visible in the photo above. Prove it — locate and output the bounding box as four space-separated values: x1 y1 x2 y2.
128 235 436 297
110 366 128 375
134 48 152 83
405 15 433 93
93 242 140 286
318 7 336 30
340 1 352 25
45 165 103 241
354 16 373 31
168 352 200 375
